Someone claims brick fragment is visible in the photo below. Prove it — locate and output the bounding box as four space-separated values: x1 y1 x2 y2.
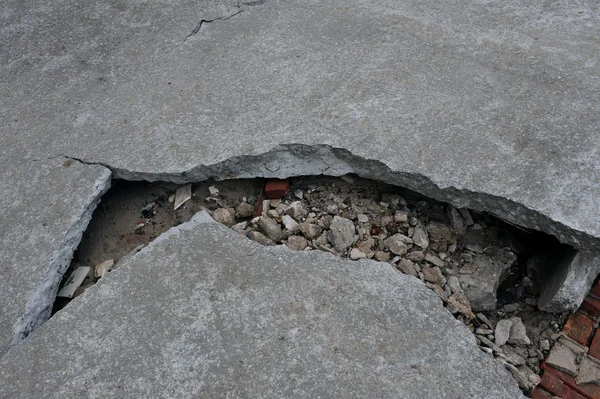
542 364 600 399
591 280 600 298
539 371 587 399
590 330 600 361
564 311 595 345
264 179 289 199
581 295 600 319
530 387 551 398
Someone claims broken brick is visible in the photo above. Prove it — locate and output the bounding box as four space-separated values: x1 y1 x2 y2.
264 179 289 199
539 371 587 399
530 387 552 399
590 330 600 362
542 364 600 399
591 281 600 298
581 295 600 319
564 311 595 345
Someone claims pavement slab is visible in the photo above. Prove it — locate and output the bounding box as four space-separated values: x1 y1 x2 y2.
1 0 599 251
0 212 525 398
0 156 111 355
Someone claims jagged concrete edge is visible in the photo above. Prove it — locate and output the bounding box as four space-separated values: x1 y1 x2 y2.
66 143 598 251
9 167 112 348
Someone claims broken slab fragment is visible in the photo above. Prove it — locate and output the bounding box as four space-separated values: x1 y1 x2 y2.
537 250 600 312
457 250 516 311
0 212 525 398
0 158 111 355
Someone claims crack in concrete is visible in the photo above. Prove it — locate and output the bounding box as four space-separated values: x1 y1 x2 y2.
182 8 244 43
63 144 600 252
9 166 112 348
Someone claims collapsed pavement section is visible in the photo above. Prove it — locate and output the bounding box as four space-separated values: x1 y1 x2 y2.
0 157 111 355
0 212 525 398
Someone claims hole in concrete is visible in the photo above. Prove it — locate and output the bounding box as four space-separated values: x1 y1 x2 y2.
53 174 576 393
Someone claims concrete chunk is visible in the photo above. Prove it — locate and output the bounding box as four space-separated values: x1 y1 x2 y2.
0 214 524 398
538 250 600 312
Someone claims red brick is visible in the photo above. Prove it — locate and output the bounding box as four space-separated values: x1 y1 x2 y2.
264 179 289 199
531 387 552 398
542 364 600 399
539 370 587 399
590 330 600 361
564 311 595 345
591 281 600 298
581 296 600 319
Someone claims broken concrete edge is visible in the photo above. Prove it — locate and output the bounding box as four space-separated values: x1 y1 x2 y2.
8 167 112 349
539 251 600 313
63 143 600 252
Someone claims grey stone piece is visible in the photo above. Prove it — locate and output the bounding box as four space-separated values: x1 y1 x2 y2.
457 253 515 311
285 235 308 251
495 319 513 347
545 341 580 377
246 231 276 246
576 355 600 386
384 234 409 256
0 213 525 398
257 216 283 243
397 259 418 277
298 222 322 240
538 250 600 312
235 202 255 219
0 158 111 355
328 216 356 253
213 207 236 226
412 224 429 249
507 317 531 346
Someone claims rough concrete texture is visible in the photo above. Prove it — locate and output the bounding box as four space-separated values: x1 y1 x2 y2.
538 250 600 312
0 156 111 355
1 0 600 252
0 213 525 398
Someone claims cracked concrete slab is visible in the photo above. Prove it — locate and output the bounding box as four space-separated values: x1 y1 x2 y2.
0 156 110 355
2 0 599 251
0 212 525 398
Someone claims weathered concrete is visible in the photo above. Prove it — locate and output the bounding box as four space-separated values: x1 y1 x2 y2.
538 250 600 312
0 156 111 355
0 213 525 398
1 0 600 251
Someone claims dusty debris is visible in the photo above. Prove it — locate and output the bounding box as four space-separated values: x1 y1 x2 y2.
94 259 114 278
174 184 192 210
57 267 90 298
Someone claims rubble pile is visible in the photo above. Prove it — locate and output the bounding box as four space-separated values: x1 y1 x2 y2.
202 176 567 393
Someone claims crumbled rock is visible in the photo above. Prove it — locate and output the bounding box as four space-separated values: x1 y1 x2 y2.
457 252 515 311
420 264 445 286
508 317 530 346
328 216 356 253
246 231 276 246
286 235 309 251
495 319 513 347
299 222 322 240
285 201 308 221
281 215 300 233
374 251 390 262
576 355 600 386
236 202 255 219
257 216 283 243
350 248 367 260
397 259 418 277
545 341 580 376
94 259 114 278
231 221 248 234
447 292 475 319
394 211 408 223
406 251 425 262
355 237 375 254
384 234 409 256
213 208 236 227
447 206 467 235
412 223 429 249
357 214 369 223
425 253 445 268
446 276 462 294
326 204 338 215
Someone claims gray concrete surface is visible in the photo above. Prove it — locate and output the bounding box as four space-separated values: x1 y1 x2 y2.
0 0 599 381
0 213 525 398
2 0 600 251
0 156 110 355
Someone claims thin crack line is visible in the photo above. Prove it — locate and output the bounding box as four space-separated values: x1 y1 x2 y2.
182 9 244 43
